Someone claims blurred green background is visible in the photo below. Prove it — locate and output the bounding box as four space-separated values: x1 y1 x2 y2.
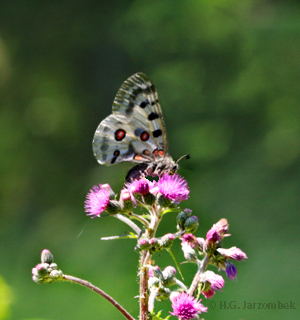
0 0 300 319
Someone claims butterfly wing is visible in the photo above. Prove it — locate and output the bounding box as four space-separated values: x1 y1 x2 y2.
93 73 169 165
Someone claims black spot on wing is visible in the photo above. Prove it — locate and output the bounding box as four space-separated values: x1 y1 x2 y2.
152 129 162 138
148 112 159 121
140 101 148 109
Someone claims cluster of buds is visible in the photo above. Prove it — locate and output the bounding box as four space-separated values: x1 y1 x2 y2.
32 249 63 284
136 233 175 253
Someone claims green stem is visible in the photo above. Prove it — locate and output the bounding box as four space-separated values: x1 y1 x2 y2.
63 274 136 320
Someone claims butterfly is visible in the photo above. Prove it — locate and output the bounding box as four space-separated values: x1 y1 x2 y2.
93 72 189 182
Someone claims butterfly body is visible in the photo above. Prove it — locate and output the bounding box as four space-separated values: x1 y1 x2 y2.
93 73 179 181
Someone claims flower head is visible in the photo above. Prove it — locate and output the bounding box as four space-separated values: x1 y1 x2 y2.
225 262 237 280
127 177 152 195
170 292 207 319
201 271 224 298
84 184 110 218
214 218 229 236
206 225 222 244
217 246 248 261
157 173 189 202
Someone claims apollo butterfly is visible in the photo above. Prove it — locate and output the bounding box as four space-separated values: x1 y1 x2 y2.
92 73 189 181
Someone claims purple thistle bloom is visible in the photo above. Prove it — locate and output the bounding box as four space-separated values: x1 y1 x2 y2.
126 177 153 195
225 262 237 280
157 173 189 202
170 292 207 319
217 246 248 261
84 184 110 218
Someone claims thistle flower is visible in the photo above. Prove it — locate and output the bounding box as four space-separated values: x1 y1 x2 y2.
206 225 222 244
217 246 248 261
201 271 224 298
170 292 207 319
225 262 237 280
126 177 152 195
157 173 189 203
84 184 110 218
214 218 229 236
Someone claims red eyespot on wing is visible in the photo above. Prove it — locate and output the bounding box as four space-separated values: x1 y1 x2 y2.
113 150 120 156
115 129 126 141
143 149 150 155
152 149 164 157
153 149 159 156
134 154 146 161
140 131 149 141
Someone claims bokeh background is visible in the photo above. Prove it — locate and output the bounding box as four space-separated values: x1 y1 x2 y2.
1 1 300 319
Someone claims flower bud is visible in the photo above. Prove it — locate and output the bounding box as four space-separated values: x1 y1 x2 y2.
181 241 198 261
158 233 175 249
41 249 54 264
183 216 199 233
149 266 163 279
148 276 160 288
217 247 247 261
50 269 63 279
136 238 150 251
214 218 229 236
162 266 177 286
157 193 172 208
225 262 237 280
120 189 134 213
49 263 57 270
36 263 49 277
176 209 192 231
148 238 160 252
106 200 122 214
143 192 156 206
156 286 171 301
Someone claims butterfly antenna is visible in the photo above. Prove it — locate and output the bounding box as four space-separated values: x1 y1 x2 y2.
176 154 190 164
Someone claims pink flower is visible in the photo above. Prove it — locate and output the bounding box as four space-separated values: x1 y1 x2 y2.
84 184 110 218
206 225 221 243
202 271 224 298
181 233 198 248
217 247 248 261
157 173 189 202
214 218 230 236
126 177 153 195
170 292 207 319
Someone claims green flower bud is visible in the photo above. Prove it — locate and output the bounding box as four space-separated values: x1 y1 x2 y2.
106 200 122 214
157 193 172 208
183 215 199 233
158 233 175 249
156 287 171 301
143 192 156 206
120 189 134 213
